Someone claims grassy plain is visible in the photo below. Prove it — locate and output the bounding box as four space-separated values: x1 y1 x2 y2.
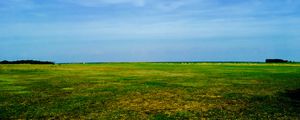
0 63 300 119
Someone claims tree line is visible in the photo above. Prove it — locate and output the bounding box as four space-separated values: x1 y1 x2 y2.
0 60 55 64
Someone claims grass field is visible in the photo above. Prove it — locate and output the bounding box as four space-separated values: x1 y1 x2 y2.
0 63 300 119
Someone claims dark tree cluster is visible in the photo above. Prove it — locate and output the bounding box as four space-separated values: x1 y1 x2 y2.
0 60 55 64
265 59 289 63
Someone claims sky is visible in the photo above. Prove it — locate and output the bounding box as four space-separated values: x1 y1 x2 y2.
0 0 299 62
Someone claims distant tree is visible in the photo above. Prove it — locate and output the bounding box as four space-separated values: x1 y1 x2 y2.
0 60 9 64
265 59 288 63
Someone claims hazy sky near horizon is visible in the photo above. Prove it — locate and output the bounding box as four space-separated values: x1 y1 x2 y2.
0 0 300 62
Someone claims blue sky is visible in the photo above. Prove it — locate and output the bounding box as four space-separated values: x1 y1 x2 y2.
0 0 299 62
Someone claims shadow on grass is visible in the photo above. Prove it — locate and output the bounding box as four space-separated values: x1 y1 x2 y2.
283 88 300 101
279 88 300 109
211 89 300 119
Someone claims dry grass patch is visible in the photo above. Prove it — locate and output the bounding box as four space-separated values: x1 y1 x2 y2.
114 89 224 116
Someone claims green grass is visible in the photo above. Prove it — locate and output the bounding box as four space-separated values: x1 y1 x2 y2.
0 63 299 119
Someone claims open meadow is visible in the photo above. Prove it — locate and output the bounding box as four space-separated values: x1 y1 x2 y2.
0 63 300 119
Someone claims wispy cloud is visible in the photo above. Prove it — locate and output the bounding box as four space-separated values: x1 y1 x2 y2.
63 0 146 7
1 17 299 41
0 0 37 11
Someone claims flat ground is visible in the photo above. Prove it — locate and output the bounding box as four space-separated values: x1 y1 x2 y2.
0 63 300 119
